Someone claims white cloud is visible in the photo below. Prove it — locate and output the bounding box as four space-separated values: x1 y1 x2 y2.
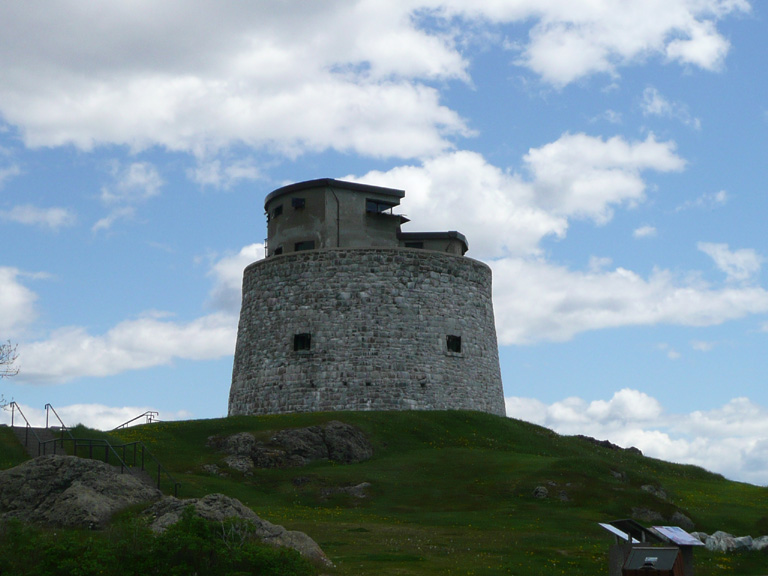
0 401 191 431
12 246 262 384
101 161 163 204
491 258 768 344
698 242 763 283
492 0 750 86
0 163 20 187
354 133 683 258
189 158 262 189
0 267 38 335
94 162 163 232
17 311 237 384
633 225 657 238
207 243 265 313
692 340 716 352
0 204 76 230
523 133 685 223
92 206 136 233
641 86 701 129
0 2 747 157
0 3 469 158
675 190 728 212
506 389 768 484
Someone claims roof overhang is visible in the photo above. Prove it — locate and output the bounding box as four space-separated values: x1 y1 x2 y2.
265 178 405 209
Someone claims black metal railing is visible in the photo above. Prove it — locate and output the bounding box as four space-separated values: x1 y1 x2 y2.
112 411 159 431
9 402 180 496
7 402 50 456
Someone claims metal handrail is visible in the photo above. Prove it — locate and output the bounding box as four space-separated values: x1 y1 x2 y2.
112 411 159 431
40 436 180 497
8 402 49 456
8 402 180 496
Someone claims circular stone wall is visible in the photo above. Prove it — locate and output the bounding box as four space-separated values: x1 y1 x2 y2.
228 248 505 416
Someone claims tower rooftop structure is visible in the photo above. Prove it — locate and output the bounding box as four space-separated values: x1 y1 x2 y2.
263 178 467 258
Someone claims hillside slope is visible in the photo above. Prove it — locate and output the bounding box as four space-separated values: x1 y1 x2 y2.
4 411 768 574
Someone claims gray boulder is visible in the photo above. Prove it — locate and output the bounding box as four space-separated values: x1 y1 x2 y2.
706 531 737 552
145 493 331 566
0 454 161 528
752 535 768 551
210 420 373 470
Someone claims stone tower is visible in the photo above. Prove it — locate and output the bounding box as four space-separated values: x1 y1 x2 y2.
228 178 505 416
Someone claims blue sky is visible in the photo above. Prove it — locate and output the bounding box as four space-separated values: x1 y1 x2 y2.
3 1 768 483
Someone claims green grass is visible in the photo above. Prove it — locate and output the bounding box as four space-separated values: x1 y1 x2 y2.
4 410 768 574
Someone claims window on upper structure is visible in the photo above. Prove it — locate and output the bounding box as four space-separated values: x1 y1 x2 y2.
294 240 315 252
273 246 283 255
292 197 306 209
294 333 311 352
446 335 462 353
366 199 398 214
273 205 283 218
405 241 424 249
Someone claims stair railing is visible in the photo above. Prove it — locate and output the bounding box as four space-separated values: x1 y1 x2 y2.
7 402 48 456
112 411 159 431
41 403 180 497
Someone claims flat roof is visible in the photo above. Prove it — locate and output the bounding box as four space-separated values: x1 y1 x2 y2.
265 178 405 209
398 230 469 250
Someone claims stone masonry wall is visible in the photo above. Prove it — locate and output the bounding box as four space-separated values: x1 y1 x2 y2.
228 248 505 416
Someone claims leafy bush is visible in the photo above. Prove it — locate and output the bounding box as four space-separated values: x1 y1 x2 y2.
0 511 316 576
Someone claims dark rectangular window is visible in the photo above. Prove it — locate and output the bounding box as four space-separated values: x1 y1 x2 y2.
273 246 283 255
294 333 311 351
294 240 315 252
291 197 306 209
366 199 397 214
273 205 283 218
446 335 462 353
405 241 424 249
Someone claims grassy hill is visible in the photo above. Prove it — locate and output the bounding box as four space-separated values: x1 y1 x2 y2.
3 410 768 574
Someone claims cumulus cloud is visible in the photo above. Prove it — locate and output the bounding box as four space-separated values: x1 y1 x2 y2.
478 0 750 86
506 390 768 484
0 2 747 157
17 311 237 384
0 204 76 230
698 242 763 283
491 258 768 344
189 158 263 189
523 133 684 223
354 133 683 258
641 87 701 129
207 243 265 313
0 163 20 187
94 161 163 232
0 267 38 335
0 3 469 158
11 245 263 384
675 190 729 212
633 225 657 238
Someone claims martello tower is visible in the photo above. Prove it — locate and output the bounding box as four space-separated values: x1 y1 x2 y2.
228 178 505 416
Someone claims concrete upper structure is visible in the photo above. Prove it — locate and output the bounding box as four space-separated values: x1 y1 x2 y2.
264 178 468 257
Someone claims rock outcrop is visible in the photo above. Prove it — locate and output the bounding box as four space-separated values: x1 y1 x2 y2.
145 493 331 566
208 420 373 471
0 454 161 528
692 530 768 552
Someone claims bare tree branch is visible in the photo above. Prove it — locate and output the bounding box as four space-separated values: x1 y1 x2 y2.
1 340 19 379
